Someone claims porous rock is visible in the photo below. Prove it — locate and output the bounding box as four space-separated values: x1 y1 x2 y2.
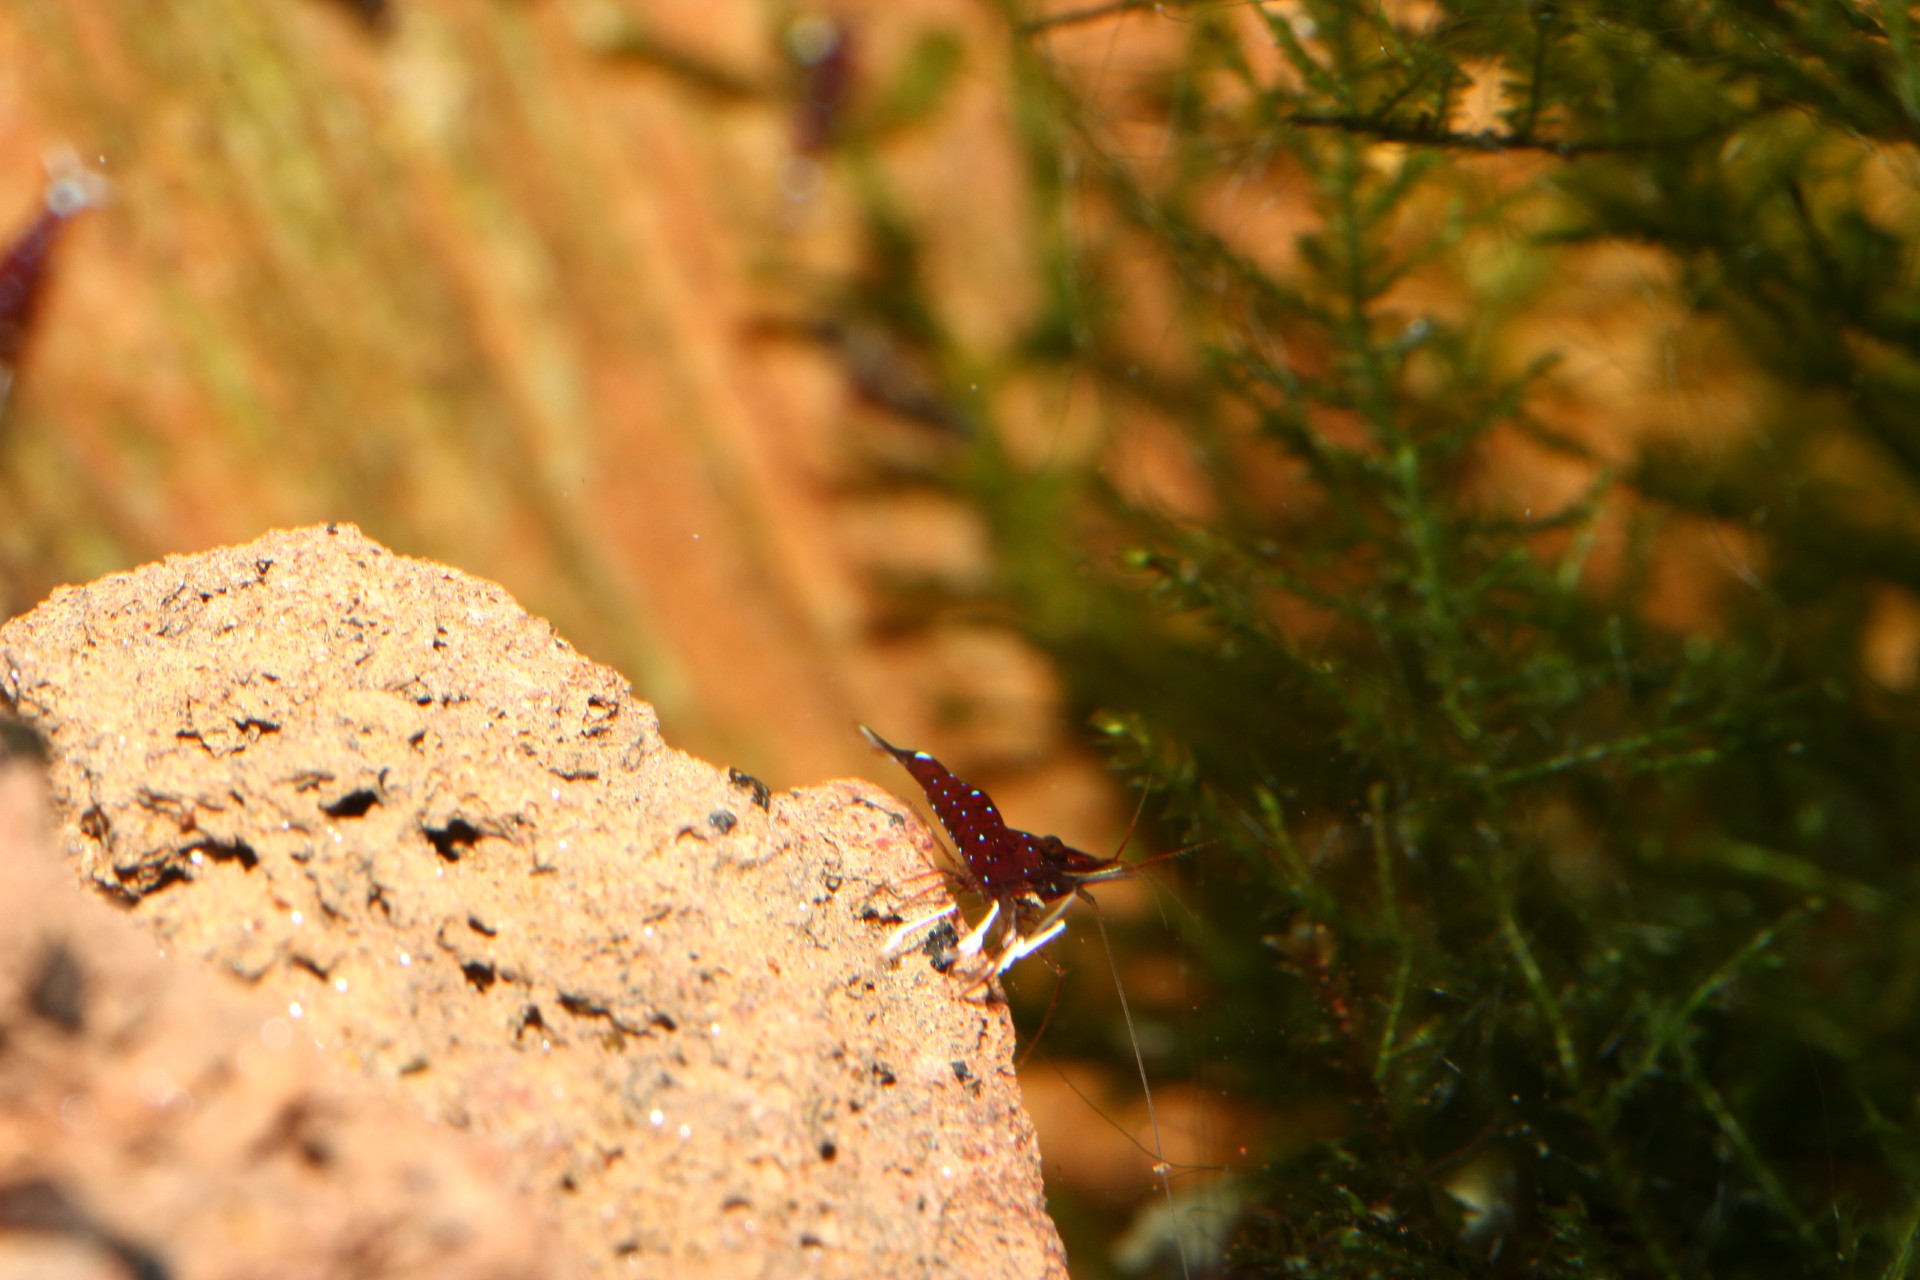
0 757 574 1280
0 524 1066 1279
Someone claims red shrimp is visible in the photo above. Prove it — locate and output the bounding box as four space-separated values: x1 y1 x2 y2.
860 723 1198 1280
859 724 1132 976
788 16 855 157
0 155 107 417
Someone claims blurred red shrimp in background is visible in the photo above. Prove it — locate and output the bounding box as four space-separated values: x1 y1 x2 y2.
780 15 857 214
788 15 855 157
0 150 108 422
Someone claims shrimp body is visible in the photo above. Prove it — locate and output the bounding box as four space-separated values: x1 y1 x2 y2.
860 724 1129 976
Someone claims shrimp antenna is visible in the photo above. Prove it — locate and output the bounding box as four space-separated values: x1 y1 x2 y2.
1112 766 1156 862
1047 1058 1227 1180
1012 964 1067 1069
1088 893 1193 1280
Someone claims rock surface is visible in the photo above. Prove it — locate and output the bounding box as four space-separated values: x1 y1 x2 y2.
0 757 574 1280
0 524 1067 1279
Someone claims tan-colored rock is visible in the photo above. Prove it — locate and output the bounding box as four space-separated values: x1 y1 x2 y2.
0 524 1066 1279
0 756 577 1280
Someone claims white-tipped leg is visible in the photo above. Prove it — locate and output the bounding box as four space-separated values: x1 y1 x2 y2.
993 917 1068 976
881 902 958 957
1030 895 1075 938
953 899 1002 958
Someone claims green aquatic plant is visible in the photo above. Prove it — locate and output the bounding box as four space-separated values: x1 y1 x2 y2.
964 1 1920 1275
